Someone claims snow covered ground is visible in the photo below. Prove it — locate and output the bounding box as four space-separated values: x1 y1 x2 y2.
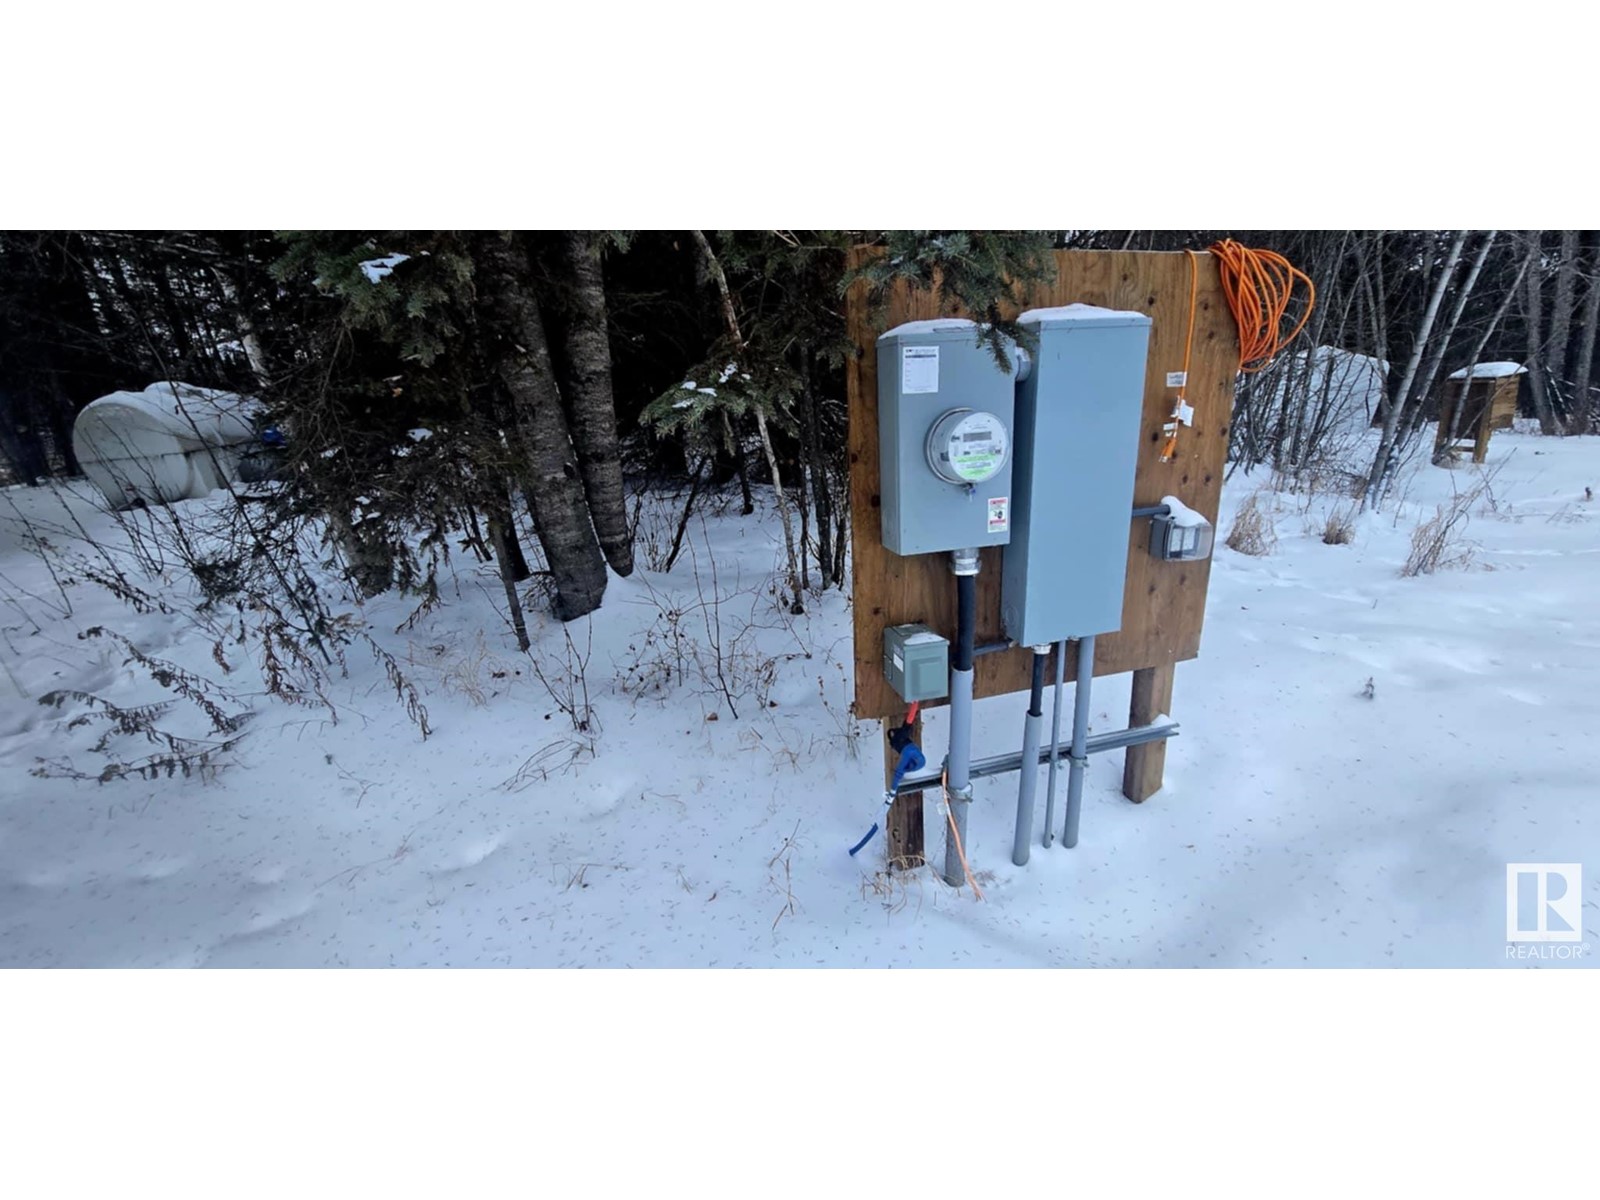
2 430 1597 967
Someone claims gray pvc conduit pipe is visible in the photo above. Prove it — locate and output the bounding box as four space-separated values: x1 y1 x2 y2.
1011 647 1049 866
1042 639 1067 848
942 553 978 888
1063 634 1096 849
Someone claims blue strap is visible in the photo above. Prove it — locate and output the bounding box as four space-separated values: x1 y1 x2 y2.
848 822 880 857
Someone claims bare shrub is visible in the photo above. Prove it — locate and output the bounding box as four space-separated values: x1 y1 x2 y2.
630 473 707 574
501 737 592 791
817 666 862 761
1226 493 1278 556
31 630 252 783
617 521 793 720
768 820 803 931
528 619 596 736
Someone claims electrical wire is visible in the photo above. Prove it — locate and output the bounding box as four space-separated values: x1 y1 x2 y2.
1160 251 1202 462
940 768 984 900
1161 240 1316 462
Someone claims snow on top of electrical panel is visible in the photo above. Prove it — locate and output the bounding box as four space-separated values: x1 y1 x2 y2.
1018 303 1148 326
879 318 978 340
1160 495 1210 528
1447 361 1526 380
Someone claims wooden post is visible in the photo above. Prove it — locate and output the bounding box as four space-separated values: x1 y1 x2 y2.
885 713 924 869
1433 391 1454 460
1122 663 1175 803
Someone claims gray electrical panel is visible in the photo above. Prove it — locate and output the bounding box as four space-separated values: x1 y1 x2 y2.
877 320 1016 557
1001 306 1152 645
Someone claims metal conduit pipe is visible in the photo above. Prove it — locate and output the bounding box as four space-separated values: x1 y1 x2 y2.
1011 646 1049 866
892 719 1178 796
942 549 979 888
1063 634 1096 849
1042 639 1067 848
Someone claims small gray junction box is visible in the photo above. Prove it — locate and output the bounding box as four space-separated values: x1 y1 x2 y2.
883 623 949 703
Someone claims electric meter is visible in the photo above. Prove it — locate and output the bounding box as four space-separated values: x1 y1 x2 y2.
876 321 1016 556
926 409 1009 486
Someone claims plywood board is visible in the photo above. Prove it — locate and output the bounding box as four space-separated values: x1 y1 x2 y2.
847 248 1238 722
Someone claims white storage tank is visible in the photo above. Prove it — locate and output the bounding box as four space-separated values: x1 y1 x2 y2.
72 383 259 508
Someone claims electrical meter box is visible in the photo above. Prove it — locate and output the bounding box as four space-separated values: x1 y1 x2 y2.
1001 305 1152 646
877 320 1017 557
883 623 949 703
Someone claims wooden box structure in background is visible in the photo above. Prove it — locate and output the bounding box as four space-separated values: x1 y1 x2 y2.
846 249 1239 817
1433 364 1524 465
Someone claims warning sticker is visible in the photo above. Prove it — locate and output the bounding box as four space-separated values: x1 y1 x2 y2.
902 345 939 394
987 496 1010 533
1166 370 1187 389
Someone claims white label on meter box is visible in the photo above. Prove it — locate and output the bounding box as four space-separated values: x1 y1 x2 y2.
988 496 1010 533
902 345 939 394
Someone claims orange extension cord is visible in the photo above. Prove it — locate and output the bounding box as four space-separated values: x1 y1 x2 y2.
1160 240 1316 462
1209 239 1316 374
940 769 984 901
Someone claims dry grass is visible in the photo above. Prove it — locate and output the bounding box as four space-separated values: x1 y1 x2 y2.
1400 485 1482 577
768 820 803 930
1225 493 1278 557
408 631 515 708
860 866 926 917
1321 504 1357 546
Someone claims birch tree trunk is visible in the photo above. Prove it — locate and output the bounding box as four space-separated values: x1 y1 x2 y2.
213 268 271 387
1378 231 1498 499
1363 231 1466 510
470 232 608 622
796 353 837 587
1547 230 1580 423
1571 233 1600 434
1523 242 1561 435
548 232 634 576
689 230 805 613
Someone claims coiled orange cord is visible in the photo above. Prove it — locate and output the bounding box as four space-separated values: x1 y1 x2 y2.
1208 239 1316 374
1160 240 1315 462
